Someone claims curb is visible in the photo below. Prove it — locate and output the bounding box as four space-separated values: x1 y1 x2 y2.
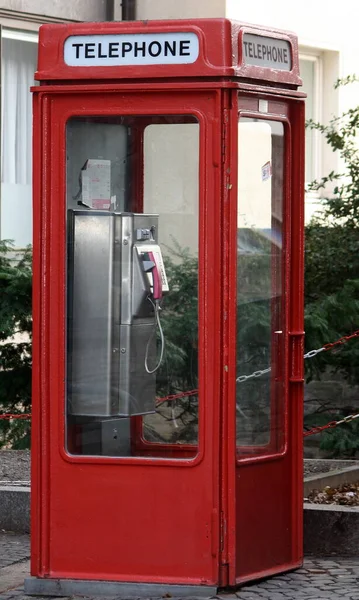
304 502 359 556
304 466 359 497
2 485 359 559
0 486 30 533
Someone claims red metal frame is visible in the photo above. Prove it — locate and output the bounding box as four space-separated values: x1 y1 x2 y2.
63 106 205 466
35 20 301 87
130 111 200 460
231 94 304 583
235 108 291 461
31 18 305 591
32 86 222 585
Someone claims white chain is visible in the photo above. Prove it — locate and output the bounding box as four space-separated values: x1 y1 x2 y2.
335 413 359 426
236 367 272 384
236 345 325 384
304 347 325 359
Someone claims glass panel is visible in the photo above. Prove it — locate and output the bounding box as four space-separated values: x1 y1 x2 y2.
236 117 285 455
65 116 199 459
143 123 199 446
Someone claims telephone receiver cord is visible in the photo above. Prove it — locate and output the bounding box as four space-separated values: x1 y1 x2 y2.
145 297 165 374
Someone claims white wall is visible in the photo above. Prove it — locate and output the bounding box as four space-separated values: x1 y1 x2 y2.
3 0 357 237
1 183 32 247
134 0 359 172
226 0 359 222
226 0 359 50
136 0 225 19
226 0 359 117
0 0 107 21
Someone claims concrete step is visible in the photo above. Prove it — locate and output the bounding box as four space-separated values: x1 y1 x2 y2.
0 485 30 533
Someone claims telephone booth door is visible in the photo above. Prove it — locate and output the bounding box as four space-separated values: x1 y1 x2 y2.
223 94 305 585
31 89 223 589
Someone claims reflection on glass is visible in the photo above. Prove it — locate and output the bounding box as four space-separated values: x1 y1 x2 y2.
236 118 285 454
65 116 199 458
142 124 199 447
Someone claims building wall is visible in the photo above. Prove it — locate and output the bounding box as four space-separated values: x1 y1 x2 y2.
2 0 359 244
135 0 225 20
133 0 359 221
225 0 359 220
226 0 359 115
0 0 107 21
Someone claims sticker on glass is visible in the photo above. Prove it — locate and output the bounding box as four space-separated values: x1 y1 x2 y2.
261 161 272 182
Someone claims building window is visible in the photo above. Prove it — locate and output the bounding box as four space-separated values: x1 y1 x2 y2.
299 53 322 186
1 29 38 248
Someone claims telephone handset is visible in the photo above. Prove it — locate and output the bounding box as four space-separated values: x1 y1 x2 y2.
147 251 162 300
136 244 169 302
135 244 169 374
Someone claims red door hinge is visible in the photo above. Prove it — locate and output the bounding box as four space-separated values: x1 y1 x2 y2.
220 511 226 552
219 512 230 586
219 562 230 587
221 109 229 164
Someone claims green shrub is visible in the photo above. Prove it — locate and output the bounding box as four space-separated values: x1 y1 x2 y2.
0 241 32 448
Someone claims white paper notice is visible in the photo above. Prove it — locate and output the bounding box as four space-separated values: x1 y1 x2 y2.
81 159 111 209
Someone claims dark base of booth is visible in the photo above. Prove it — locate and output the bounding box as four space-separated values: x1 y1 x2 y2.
24 577 217 598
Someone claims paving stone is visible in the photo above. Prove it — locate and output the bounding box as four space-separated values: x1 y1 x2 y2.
5 551 359 600
0 562 29 595
240 586 279 593
329 569 353 573
252 590 288 600
259 584 287 589
289 575 306 579
258 592 285 600
307 592 337 596
285 594 316 597
0 533 30 569
309 560 343 569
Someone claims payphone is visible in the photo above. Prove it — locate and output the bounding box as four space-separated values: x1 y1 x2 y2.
67 210 168 418
28 18 305 597
67 208 168 453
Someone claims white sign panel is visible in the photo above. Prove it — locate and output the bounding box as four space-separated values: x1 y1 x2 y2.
64 32 199 67
243 34 291 71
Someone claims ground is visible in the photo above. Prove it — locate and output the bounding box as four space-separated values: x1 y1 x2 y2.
2 531 359 600
0 532 30 569
3 454 359 598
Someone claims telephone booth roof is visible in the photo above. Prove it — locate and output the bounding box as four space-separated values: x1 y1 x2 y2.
36 18 301 88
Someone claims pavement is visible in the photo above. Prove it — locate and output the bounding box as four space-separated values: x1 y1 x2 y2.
2 531 359 599
0 532 30 597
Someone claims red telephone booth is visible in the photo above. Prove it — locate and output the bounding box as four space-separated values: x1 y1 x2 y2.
27 18 305 596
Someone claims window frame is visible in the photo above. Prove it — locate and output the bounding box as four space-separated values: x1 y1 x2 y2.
56 99 210 468
2 28 38 43
235 101 292 466
299 50 323 193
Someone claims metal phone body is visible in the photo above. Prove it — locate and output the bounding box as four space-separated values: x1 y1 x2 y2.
67 210 163 417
